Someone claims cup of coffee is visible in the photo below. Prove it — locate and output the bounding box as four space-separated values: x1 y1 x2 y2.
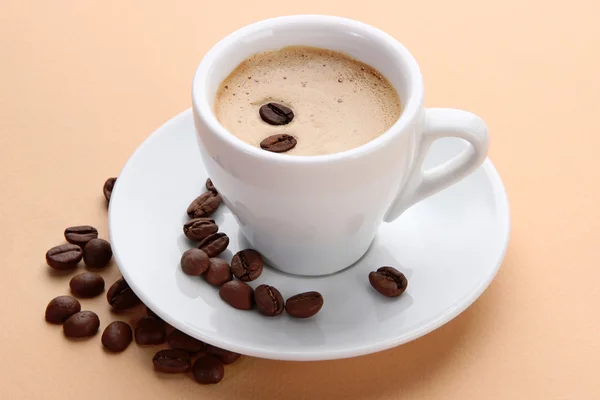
192 15 489 276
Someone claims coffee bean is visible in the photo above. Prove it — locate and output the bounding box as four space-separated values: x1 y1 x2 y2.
192 356 224 384
181 248 209 276
285 291 324 318
254 284 284 316
46 244 83 270
153 349 191 373
197 232 229 257
206 178 217 193
83 238 112 268
64 225 98 247
45 296 81 324
69 272 105 298
203 258 232 286
231 249 263 282
260 134 297 153
63 311 100 338
103 177 117 202
183 218 218 241
167 330 205 353
259 102 294 125
219 280 254 310
187 191 222 218
101 321 132 352
368 266 408 298
205 344 241 364
135 316 166 345
107 278 141 311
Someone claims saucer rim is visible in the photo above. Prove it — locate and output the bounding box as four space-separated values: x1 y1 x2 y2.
109 108 510 361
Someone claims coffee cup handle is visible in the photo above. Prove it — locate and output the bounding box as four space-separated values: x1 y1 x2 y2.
383 108 489 222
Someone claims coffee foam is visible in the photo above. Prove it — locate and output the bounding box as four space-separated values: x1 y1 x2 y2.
215 46 402 156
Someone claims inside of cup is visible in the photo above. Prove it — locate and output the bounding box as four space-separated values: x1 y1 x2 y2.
200 16 418 112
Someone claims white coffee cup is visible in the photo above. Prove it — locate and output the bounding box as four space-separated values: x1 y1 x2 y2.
192 15 489 276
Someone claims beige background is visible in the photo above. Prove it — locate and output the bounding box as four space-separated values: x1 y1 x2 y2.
1 1 599 399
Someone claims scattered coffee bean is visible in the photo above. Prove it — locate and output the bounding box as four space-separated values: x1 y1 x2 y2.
285 291 324 318
206 178 217 193
204 258 232 286
259 102 294 125
153 349 191 373
254 284 284 316
107 278 141 311
135 316 166 345
368 266 408 298
64 225 98 247
101 321 132 352
205 344 241 364
45 296 81 324
197 232 229 257
103 177 117 202
46 244 83 270
83 238 112 268
167 330 205 353
63 311 100 338
260 134 297 153
181 248 209 276
69 272 105 298
187 191 222 218
192 355 224 384
231 249 263 282
219 280 254 310
183 218 218 241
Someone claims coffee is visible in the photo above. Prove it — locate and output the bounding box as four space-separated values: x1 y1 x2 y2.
83 238 112 268
215 46 401 156
102 321 133 352
368 266 408 298
63 311 100 338
45 296 81 324
69 272 105 298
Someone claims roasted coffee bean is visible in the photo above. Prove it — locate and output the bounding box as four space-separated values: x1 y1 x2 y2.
69 272 105 298
219 280 254 310
63 311 100 338
167 330 205 353
192 356 224 384
153 349 191 373
205 344 241 364
231 249 263 282
368 266 408 298
206 178 217 193
101 321 133 352
260 134 297 153
285 291 324 318
135 316 166 345
259 102 294 125
107 278 141 311
64 225 98 247
203 258 232 286
181 248 209 276
197 232 229 257
103 177 117 202
254 284 284 316
45 296 81 324
46 244 83 270
187 191 222 218
83 238 112 268
183 218 218 241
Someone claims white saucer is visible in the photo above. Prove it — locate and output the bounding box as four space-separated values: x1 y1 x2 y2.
109 109 510 361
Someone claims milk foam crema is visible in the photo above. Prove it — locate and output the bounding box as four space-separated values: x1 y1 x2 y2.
215 46 402 156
